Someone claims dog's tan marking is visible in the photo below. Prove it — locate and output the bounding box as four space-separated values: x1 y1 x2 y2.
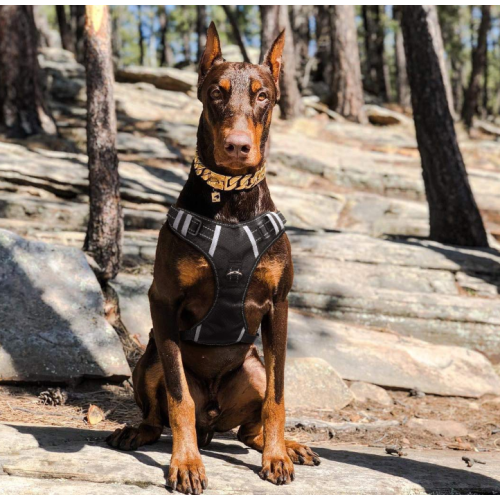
219 78 231 92
177 255 210 288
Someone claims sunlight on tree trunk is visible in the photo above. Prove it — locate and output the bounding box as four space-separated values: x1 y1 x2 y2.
84 5 123 282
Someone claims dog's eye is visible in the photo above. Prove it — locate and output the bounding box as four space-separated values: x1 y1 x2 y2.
210 88 222 99
257 92 268 102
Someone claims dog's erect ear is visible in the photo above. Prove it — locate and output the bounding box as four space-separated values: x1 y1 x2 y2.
199 22 223 81
263 30 285 100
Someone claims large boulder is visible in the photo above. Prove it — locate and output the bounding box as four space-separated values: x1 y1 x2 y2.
285 358 353 410
0 230 130 383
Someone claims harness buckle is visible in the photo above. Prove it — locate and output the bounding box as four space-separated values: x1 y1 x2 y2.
258 219 274 240
189 217 202 236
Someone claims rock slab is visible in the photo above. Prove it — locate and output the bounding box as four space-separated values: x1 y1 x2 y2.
287 310 500 398
285 358 353 410
1 423 500 494
0 230 131 383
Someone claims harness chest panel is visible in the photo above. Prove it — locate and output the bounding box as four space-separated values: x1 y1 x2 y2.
167 206 286 346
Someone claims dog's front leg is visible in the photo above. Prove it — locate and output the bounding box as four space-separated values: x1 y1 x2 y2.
150 296 207 495
259 300 295 485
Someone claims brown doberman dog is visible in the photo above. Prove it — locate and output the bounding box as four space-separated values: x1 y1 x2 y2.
107 23 320 494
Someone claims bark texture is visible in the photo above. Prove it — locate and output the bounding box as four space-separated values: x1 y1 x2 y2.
196 6 207 63
424 5 455 118
401 6 488 248
329 6 366 123
260 6 302 119
393 6 411 111
462 5 491 129
0 6 56 137
223 6 250 63
84 5 123 281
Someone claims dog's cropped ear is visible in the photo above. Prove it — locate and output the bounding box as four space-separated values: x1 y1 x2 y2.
263 30 285 100
198 22 223 84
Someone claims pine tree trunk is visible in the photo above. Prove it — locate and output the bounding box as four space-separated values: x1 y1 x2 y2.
290 6 310 85
424 5 455 118
72 5 85 63
0 6 57 137
84 5 123 282
260 6 302 119
222 6 250 63
196 6 207 63
329 6 366 123
56 6 74 52
462 5 491 129
393 7 411 111
400 6 488 248
158 6 171 67
137 5 144 66
362 6 389 101
314 5 332 88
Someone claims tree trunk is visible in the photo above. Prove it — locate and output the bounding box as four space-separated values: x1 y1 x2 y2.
313 5 332 88
111 7 121 66
329 6 366 123
0 6 57 137
56 6 74 52
393 6 411 111
223 6 250 63
196 5 207 63
362 6 390 101
290 6 310 85
158 6 172 67
400 6 488 248
462 5 491 129
72 5 85 63
137 5 144 66
84 5 123 282
260 6 302 119
424 5 455 118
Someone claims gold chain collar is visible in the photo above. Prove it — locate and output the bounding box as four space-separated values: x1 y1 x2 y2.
193 153 266 193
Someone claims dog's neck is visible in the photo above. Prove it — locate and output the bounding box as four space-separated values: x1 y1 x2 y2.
175 117 275 223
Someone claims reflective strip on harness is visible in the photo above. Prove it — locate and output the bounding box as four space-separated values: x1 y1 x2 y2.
181 213 192 236
243 225 259 258
271 212 284 230
173 210 184 230
194 324 202 342
209 225 221 257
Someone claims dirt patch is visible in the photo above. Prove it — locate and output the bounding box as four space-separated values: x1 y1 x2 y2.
1 384 499 454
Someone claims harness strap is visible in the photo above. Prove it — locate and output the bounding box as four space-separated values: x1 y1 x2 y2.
167 206 286 346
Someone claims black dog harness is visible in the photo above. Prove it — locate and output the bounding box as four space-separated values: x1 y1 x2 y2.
167 206 286 346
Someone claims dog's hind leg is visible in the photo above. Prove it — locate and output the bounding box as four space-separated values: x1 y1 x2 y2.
107 337 164 451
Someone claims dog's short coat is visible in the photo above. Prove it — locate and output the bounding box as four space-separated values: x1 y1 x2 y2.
107 23 320 494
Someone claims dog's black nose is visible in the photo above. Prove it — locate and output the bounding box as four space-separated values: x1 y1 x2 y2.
224 132 252 158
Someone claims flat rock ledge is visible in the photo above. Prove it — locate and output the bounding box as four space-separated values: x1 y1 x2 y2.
1 424 500 494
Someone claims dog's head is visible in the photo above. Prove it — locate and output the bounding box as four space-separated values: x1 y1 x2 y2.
197 22 284 173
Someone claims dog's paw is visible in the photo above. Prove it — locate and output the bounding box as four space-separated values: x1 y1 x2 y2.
259 453 295 485
167 455 208 495
106 426 142 451
285 440 321 466
106 424 161 451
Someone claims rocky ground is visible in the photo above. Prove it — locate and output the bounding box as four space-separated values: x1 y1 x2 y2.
1 48 500 493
